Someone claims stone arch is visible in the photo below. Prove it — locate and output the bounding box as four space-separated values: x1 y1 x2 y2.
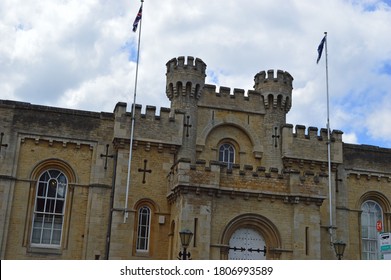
277 94 283 108
195 84 201 99
30 158 77 183
167 83 174 99
176 81 183 96
356 191 391 232
220 213 282 259
356 191 391 213
285 96 291 111
132 198 160 257
186 81 192 95
267 94 274 108
132 198 160 213
357 191 391 258
25 158 77 250
197 118 263 157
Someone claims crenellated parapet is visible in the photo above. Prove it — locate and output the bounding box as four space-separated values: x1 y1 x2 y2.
254 69 293 91
113 102 184 146
167 158 326 205
198 84 265 113
254 69 293 112
166 56 206 75
282 124 343 163
166 56 206 102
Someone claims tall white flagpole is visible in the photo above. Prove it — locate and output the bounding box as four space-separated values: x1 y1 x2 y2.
124 0 144 223
324 32 334 244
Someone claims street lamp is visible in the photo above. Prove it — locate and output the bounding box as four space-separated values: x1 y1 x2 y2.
178 229 193 260
333 241 346 260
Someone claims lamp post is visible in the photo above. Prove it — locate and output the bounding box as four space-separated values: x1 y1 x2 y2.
333 241 346 260
178 229 193 260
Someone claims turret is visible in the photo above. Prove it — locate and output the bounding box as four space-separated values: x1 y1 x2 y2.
254 69 293 113
166 56 206 106
166 56 207 162
254 69 294 170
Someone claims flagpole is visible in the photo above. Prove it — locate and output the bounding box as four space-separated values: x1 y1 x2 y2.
324 31 334 244
124 0 144 223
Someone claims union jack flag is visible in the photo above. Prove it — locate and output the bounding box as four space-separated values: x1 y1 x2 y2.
132 5 142 32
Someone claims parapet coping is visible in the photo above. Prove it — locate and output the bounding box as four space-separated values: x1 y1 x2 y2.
0 99 113 119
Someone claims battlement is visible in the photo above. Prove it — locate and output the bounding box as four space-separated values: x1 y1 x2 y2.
113 102 184 145
168 159 327 203
253 69 293 113
254 69 293 91
203 84 263 99
166 56 207 103
282 124 344 163
114 102 175 120
166 56 206 76
198 84 265 113
283 124 343 141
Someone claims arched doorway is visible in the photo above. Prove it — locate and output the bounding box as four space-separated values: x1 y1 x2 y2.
228 227 266 260
221 214 281 260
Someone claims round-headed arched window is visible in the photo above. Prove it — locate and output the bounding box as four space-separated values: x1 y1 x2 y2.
361 200 383 260
31 169 68 247
219 143 235 169
136 206 151 252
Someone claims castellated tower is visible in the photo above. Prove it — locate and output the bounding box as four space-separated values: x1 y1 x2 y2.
166 56 207 162
254 69 293 169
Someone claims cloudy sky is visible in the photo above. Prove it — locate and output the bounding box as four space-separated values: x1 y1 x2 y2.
1 0 391 147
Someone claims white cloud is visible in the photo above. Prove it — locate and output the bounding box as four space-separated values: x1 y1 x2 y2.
1 0 391 147
343 132 359 145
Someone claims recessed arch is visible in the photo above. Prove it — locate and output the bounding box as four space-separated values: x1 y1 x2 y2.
220 213 282 259
132 198 160 257
356 191 391 213
198 118 263 155
25 158 76 251
132 198 160 213
30 158 77 183
186 81 192 95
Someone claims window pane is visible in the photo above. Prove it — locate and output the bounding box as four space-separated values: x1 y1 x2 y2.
57 184 66 198
38 182 46 196
362 227 368 238
52 230 61 244
42 229 51 244
45 199 55 213
55 201 64 213
49 170 60 178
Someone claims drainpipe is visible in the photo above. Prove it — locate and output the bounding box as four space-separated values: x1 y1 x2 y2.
105 150 118 259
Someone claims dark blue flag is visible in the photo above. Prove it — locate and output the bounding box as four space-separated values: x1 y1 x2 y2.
132 5 142 32
317 35 326 64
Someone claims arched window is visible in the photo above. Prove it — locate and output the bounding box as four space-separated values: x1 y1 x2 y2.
361 200 383 260
136 206 151 252
31 169 68 247
219 143 235 168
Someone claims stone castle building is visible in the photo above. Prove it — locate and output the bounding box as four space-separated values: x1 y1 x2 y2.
1 56 390 260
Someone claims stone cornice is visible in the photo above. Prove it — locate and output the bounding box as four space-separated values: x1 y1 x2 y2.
167 184 325 206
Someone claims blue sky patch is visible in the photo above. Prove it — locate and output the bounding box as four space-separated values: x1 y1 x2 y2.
121 40 138 62
378 61 391 75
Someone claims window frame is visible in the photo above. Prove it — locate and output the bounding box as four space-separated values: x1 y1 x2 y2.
30 169 68 249
218 142 235 168
361 200 383 260
136 206 151 253
25 159 76 254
